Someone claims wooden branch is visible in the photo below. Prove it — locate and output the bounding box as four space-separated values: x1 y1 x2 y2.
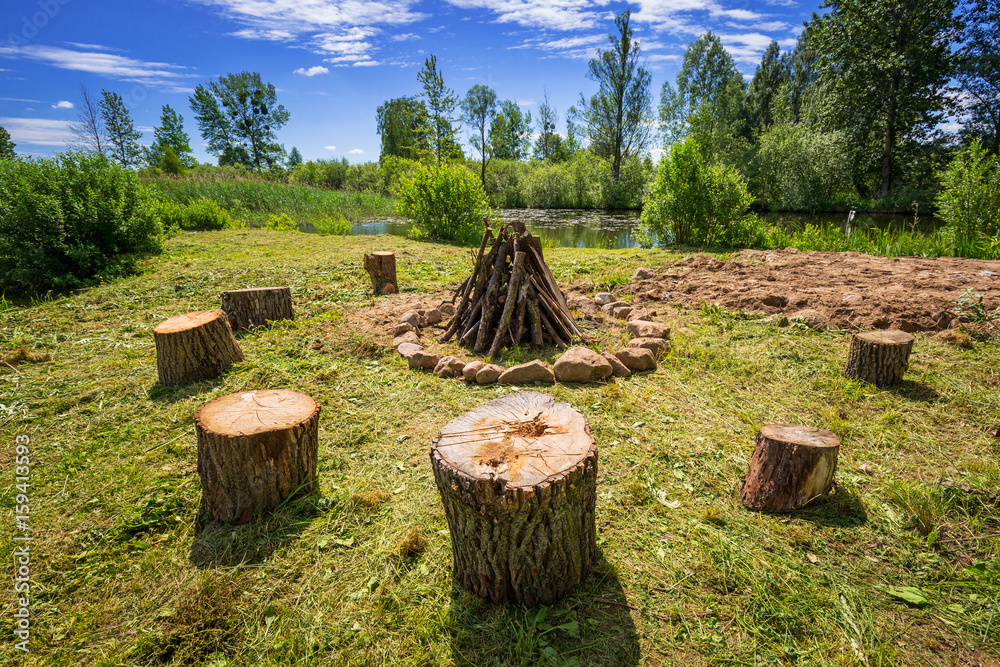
475 241 508 353
489 251 527 358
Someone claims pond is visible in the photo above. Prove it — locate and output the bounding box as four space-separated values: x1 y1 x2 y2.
347 208 941 249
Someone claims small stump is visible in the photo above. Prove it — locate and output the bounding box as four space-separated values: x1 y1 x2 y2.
431 391 598 606
844 330 914 387
153 310 245 386
363 251 397 295
196 389 320 524
221 286 294 332
741 424 840 513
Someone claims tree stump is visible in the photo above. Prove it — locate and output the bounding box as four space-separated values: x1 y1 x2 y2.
431 391 598 606
740 424 840 513
844 330 914 387
153 310 245 386
221 286 294 332
196 389 320 524
363 251 398 295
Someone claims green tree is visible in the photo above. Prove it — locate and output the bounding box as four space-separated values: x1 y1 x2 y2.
0 125 15 158
809 0 958 197
579 8 652 181
396 162 490 244
288 146 303 168
533 92 560 161
956 0 1000 153
489 100 532 161
376 96 430 161
460 84 498 187
189 71 290 172
417 55 461 164
744 41 789 137
100 91 143 168
936 139 1000 253
146 104 194 169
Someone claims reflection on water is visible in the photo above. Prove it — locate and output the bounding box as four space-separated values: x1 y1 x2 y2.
347 208 940 249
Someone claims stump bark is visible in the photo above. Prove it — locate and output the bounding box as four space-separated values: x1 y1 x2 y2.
844 330 914 387
740 424 840 513
431 391 598 606
221 287 294 332
363 251 398 295
196 389 320 524
153 310 245 386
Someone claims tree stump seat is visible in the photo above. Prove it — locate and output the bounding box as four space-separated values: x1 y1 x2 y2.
220 286 294 332
844 330 914 387
153 309 244 386
741 424 840 513
363 251 398 295
431 391 598 606
196 389 320 524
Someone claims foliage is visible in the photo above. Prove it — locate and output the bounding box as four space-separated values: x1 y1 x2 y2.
752 123 854 211
579 8 653 181
935 139 1000 255
311 211 352 235
744 41 790 137
955 0 1000 154
489 100 533 161
344 161 382 193
460 84 498 186
288 147 303 168
642 136 762 246
0 124 15 158
0 152 163 294
376 96 430 161
265 212 298 231
71 84 108 156
417 55 462 164
533 92 561 162
180 197 231 230
189 71 290 172
396 162 489 243
290 157 349 190
146 104 195 171
100 90 143 168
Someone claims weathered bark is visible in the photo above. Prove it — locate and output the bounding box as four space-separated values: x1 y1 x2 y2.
431 391 598 606
442 227 492 343
363 251 398 295
221 287 294 332
741 424 840 513
475 241 509 353
489 251 527 359
153 310 245 386
196 389 320 524
844 330 914 387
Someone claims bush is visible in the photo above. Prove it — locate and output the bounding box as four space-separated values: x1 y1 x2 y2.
936 139 1000 258
396 163 490 244
0 152 163 295
751 123 854 212
264 212 298 231
642 136 763 247
179 197 229 230
345 162 382 193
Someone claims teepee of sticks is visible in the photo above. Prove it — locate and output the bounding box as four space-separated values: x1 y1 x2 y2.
440 219 584 357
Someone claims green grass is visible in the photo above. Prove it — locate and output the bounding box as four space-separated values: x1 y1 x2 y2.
145 172 396 228
1 229 997 666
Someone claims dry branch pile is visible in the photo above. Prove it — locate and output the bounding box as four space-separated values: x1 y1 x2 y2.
440 219 583 357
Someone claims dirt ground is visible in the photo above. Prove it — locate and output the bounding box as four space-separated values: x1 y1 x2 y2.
617 249 1000 333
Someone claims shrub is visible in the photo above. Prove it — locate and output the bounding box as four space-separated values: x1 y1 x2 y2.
642 136 762 247
179 197 230 230
264 212 298 231
751 123 854 212
312 212 352 235
0 151 163 295
936 139 1000 258
396 163 490 244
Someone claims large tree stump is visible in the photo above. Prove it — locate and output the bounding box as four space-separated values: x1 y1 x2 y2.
741 424 840 513
363 251 398 295
221 286 294 332
153 310 245 386
196 389 320 524
431 391 598 606
844 330 914 387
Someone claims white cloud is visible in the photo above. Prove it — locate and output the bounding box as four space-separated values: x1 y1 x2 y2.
294 65 330 76
0 116 75 146
324 145 337 150
348 148 364 154
0 97 42 103
52 100 73 109
391 32 420 41
445 0 606 31
510 33 606 60
0 44 192 89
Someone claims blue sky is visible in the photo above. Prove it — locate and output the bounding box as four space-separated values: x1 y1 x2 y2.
2 0 815 164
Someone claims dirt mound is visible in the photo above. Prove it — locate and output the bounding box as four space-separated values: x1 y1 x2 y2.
620 249 1000 332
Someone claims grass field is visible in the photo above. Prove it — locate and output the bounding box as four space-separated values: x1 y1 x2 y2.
1 229 997 666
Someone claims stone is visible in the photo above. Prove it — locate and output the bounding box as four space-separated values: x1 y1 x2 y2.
602 352 631 378
393 331 421 348
842 293 863 305
611 305 634 320
615 347 656 372
632 267 654 281
790 309 828 330
554 347 613 383
393 322 417 337
433 355 466 378
761 294 787 308
601 300 631 315
594 292 615 306
499 359 555 385
475 364 504 385
439 303 456 316
568 296 598 314
462 360 484 381
423 308 443 326
627 320 670 339
397 342 423 358
399 310 421 329
407 350 442 370
627 337 670 356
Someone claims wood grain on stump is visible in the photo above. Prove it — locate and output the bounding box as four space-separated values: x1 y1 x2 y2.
741 424 840 513
844 330 914 387
153 309 245 386
221 286 294 332
196 389 320 524
431 391 598 606
363 251 398 295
